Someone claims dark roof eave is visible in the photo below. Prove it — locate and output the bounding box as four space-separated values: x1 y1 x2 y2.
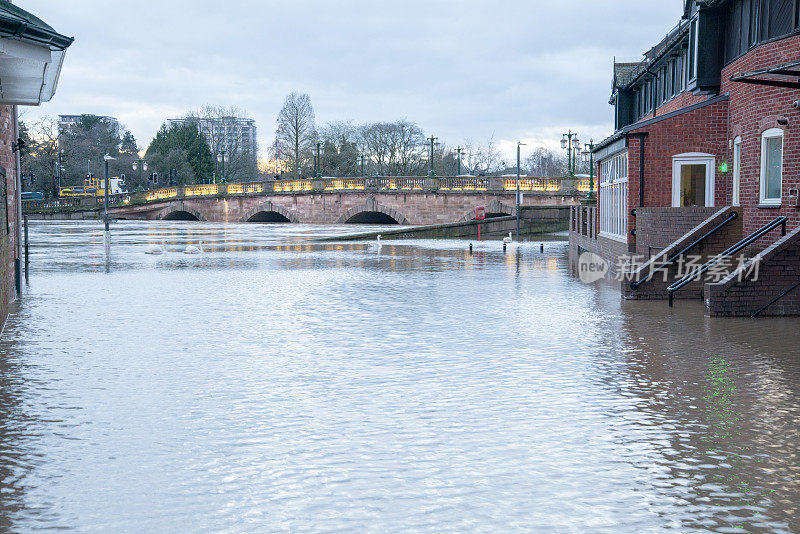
0 16 73 50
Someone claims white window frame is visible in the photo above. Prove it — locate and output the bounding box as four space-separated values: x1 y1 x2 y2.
598 150 629 242
732 136 741 206
759 128 784 206
672 153 716 207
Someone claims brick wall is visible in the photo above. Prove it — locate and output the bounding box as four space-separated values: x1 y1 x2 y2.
623 207 743 300
634 206 722 257
721 33 800 237
626 99 731 250
706 224 800 317
0 104 18 327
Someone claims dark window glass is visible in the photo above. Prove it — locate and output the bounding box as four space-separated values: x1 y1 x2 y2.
767 0 793 37
725 0 743 62
742 0 752 46
750 0 761 45
689 18 698 80
796 0 800 27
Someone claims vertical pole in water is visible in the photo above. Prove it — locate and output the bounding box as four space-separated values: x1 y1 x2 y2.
516 142 522 240
478 223 481 242
103 154 115 247
23 215 29 284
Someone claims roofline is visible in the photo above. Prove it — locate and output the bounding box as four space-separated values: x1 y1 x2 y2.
0 14 73 50
593 93 730 153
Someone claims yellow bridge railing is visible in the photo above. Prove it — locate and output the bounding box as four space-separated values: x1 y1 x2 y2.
323 179 366 191
146 188 179 201
503 178 561 192
273 180 314 192
439 177 489 191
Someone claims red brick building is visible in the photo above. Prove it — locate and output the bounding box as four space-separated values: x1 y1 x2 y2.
594 0 800 247
572 0 800 315
0 1 72 327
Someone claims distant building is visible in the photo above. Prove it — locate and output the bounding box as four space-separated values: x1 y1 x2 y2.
168 115 257 161
58 114 119 135
0 1 73 324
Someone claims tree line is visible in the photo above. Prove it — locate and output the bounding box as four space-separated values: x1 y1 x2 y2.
20 106 258 198
19 93 588 199
272 91 588 179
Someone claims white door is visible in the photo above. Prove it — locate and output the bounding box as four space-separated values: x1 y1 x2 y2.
672 153 715 207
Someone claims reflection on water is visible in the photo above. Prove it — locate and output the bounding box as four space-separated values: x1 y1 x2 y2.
0 220 799 532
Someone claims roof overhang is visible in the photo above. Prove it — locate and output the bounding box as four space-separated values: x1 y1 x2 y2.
730 60 800 90
0 1 73 106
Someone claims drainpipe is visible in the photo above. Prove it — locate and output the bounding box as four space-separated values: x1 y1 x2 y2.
626 132 649 208
13 105 21 297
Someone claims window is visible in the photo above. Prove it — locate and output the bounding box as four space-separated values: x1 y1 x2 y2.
760 128 783 205
688 18 698 81
672 154 716 208
733 137 742 206
599 151 629 240
751 0 762 45
766 0 793 38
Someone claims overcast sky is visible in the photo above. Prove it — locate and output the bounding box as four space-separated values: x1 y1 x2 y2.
23 0 683 161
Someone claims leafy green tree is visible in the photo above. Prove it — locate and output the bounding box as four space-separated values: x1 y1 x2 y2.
146 123 214 184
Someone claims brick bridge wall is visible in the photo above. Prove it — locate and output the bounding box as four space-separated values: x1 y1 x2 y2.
111 192 577 225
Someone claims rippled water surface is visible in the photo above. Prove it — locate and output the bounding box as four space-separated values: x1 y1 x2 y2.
1 220 800 532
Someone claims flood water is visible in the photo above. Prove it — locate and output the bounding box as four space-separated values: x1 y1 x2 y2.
1 220 799 532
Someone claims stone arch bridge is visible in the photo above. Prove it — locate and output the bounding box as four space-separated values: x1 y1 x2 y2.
26 176 592 226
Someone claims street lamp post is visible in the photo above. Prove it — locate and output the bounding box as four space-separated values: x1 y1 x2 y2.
358 155 367 177
455 147 465 176
427 136 439 177
57 149 64 191
313 141 324 178
217 150 228 183
516 141 526 240
132 158 148 191
561 130 581 176
582 139 596 201
103 154 115 242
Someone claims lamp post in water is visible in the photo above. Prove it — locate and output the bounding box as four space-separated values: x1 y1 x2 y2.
516 141 526 240
103 154 115 243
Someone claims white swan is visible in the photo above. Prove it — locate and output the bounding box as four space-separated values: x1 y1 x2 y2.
369 235 383 252
184 241 204 255
145 240 166 255
503 232 513 244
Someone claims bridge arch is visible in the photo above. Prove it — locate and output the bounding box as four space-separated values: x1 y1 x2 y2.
459 200 515 222
338 200 409 225
160 208 206 221
242 202 299 223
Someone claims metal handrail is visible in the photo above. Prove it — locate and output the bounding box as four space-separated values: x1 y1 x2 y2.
667 216 787 307
630 211 738 290
752 278 800 318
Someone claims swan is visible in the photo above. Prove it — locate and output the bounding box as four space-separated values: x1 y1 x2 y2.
145 241 166 255
184 241 204 255
369 235 382 252
503 232 513 245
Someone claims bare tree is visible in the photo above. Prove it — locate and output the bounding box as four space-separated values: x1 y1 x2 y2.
276 92 317 176
183 105 258 181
